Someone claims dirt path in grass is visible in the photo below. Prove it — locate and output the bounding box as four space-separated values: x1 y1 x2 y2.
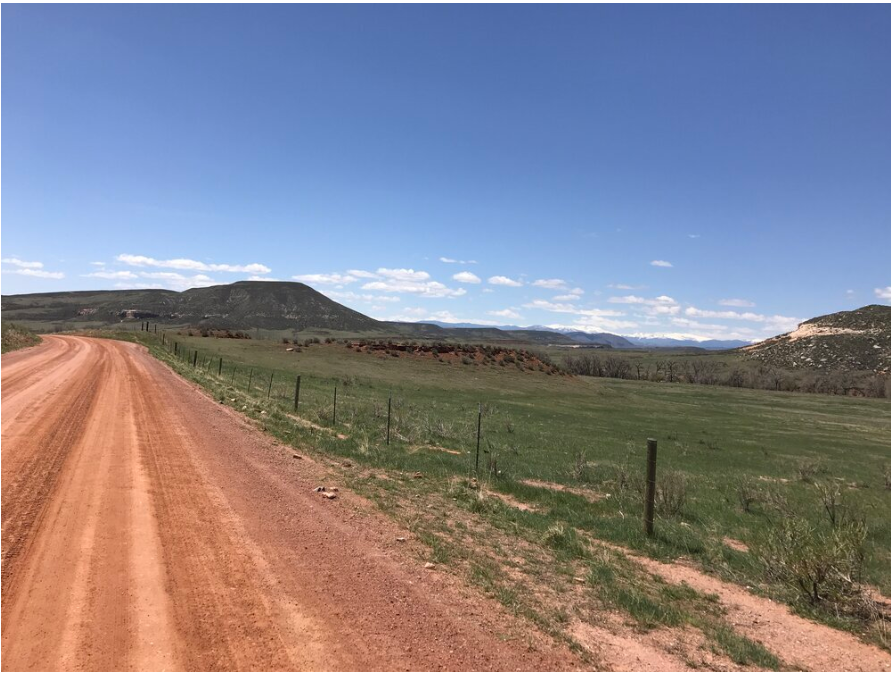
620 548 891 671
1 336 580 671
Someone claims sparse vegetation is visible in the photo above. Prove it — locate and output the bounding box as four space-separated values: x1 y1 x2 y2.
1 322 41 353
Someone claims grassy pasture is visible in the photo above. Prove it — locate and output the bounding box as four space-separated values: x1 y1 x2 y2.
106 328 891 656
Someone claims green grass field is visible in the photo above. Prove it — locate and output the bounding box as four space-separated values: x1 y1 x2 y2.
98 328 891 659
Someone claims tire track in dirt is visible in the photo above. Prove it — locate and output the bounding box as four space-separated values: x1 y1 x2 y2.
0 338 105 601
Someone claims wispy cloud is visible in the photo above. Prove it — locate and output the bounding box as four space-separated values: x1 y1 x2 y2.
3 268 65 279
117 254 270 274
323 290 401 303
452 271 481 284
552 294 581 301
650 260 673 268
875 286 891 302
439 256 477 264
488 308 522 319
2 257 44 269
362 278 466 298
688 234 701 239
531 278 567 289
2 258 64 279
608 294 679 316
718 298 755 308
684 306 801 332
608 283 645 290
83 270 139 280
376 268 430 281
522 299 625 319
346 269 380 279
292 273 358 285
488 275 523 287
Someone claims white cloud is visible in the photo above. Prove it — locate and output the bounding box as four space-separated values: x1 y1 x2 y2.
292 273 357 285
3 268 65 279
650 260 673 268
684 306 801 333
246 275 284 281
324 290 401 303
608 294 677 307
552 294 581 301
532 278 567 289
718 298 755 308
488 275 523 287
608 283 645 290
362 278 466 298
116 254 270 274
488 308 522 320
452 271 481 284
376 268 430 281
83 270 139 280
2 257 44 269
522 299 625 318
90 261 106 267
439 257 477 264
688 234 701 239
568 287 584 296
346 269 380 279
875 287 891 302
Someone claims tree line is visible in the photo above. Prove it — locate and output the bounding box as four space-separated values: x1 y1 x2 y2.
562 352 890 399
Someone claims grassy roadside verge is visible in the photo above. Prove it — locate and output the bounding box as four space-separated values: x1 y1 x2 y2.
90 329 890 662
1 322 42 353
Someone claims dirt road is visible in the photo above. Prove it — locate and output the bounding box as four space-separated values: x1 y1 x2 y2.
1 336 577 671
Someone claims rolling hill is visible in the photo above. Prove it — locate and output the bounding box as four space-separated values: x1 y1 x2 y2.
1 282 381 332
741 304 891 373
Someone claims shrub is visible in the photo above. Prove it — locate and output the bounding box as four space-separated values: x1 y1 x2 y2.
815 481 848 528
796 457 825 483
572 450 594 483
757 515 869 614
736 476 760 513
656 470 688 518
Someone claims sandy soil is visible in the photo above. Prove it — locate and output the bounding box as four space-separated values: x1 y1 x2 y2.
1 336 579 671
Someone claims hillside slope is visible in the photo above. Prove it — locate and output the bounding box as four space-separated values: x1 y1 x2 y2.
1 282 381 332
742 304 891 373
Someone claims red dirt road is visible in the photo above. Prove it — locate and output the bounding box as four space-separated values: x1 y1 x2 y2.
1 336 577 671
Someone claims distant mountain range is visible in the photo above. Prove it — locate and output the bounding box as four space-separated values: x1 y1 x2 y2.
8 282 882 360
421 321 747 350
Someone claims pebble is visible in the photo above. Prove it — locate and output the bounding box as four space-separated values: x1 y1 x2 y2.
424 562 435 570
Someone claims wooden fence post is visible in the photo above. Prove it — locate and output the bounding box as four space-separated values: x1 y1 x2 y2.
294 375 301 412
386 391 392 445
475 403 482 473
333 386 337 425
267 371 274 399
644 438 658 537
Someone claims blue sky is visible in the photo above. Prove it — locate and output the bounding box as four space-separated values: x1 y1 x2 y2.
3 4 890 341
